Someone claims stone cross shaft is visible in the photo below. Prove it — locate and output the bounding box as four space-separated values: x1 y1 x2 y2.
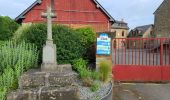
42 6 56 41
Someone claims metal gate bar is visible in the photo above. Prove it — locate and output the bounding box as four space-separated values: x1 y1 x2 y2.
112 38 170 82
112 38 170 66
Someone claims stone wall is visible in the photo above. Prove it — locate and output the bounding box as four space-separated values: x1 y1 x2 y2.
154 0 170 37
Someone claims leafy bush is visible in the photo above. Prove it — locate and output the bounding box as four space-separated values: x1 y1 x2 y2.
73 58 91 79
13 24 31 41
90 82 100 92
19 23 93 64
0 41 38 72
75 28 96 62
0 87 7 100
80 68 91 79
91 71 100 80
0 41 38 99
99 61 112 82
73 58 100 87
75 27 96 48
0 16 20 40
19 23 47 64
73 58 87 72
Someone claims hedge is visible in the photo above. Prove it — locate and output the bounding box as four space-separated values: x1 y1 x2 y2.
18 23 96 64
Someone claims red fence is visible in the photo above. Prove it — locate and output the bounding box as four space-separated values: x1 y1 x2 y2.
112 38 170 82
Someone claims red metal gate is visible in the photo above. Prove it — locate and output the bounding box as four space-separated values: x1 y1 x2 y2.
112 38 170 82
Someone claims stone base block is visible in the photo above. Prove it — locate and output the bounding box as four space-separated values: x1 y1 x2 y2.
19 69 78 89
40 86 79 100
41 64 72 72
7 88 39 100
7 86 79 100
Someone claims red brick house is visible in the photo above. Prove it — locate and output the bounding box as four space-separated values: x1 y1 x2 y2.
15 0 115 32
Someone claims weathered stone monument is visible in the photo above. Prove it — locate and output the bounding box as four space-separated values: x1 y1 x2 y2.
41 6 57 71
7 3 80 100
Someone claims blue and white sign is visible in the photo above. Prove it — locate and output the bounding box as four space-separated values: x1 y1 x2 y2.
97 33 111 55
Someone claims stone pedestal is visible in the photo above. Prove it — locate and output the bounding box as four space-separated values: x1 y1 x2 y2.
8 86 79 100
7 65 80 100
41 41 57 72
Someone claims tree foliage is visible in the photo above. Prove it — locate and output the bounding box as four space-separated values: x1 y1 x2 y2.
19 23 95 64
0 16 20 40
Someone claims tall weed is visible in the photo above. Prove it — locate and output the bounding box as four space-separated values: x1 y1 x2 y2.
99 61 112 82
0 41 38 99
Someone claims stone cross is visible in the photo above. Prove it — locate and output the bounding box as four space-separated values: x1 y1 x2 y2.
41 6 56 41
41 5 57 71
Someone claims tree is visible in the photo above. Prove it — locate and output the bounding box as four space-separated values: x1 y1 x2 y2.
0 16 19 40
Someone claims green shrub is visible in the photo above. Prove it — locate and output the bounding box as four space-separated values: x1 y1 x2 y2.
73 58 100 88
19 23 91 64
75 27 96 48
73 58 100 80
0 16 20 41
19 23 47 64
99 61 112 82
91 71 100 80
0 41 38 72
73 58 87 72
13 24 31 41
0 87 7 100
0 41 39 99
80 68 91 79
73 58 90 79
1 67 14 89
90 82 100 92
75 28 96 62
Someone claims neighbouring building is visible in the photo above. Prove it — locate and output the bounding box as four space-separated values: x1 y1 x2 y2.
128 24 154 38
127 24 154 49
154 0 170 37
15 0 115 32
111 19 129 48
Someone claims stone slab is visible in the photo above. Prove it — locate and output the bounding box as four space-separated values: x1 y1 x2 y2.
41 64 72 72
19 68 78 89
7 86 80 100
7 88 39 100
40 86 80 100
19 72 46 89
48 72 77 87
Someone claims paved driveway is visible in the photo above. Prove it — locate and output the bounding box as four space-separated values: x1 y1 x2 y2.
113 83 170 100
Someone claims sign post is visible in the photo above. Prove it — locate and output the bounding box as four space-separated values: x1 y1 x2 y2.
96 33 112 70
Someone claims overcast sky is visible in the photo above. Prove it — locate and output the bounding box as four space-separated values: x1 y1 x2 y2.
0 0 163 29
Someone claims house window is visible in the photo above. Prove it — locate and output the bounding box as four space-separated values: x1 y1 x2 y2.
150 31 153 35
122 31 125 36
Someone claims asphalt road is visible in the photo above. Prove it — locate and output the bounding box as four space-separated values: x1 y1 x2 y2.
113 83 170 100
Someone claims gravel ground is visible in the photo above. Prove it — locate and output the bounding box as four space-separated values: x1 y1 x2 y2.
77 80 112 100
